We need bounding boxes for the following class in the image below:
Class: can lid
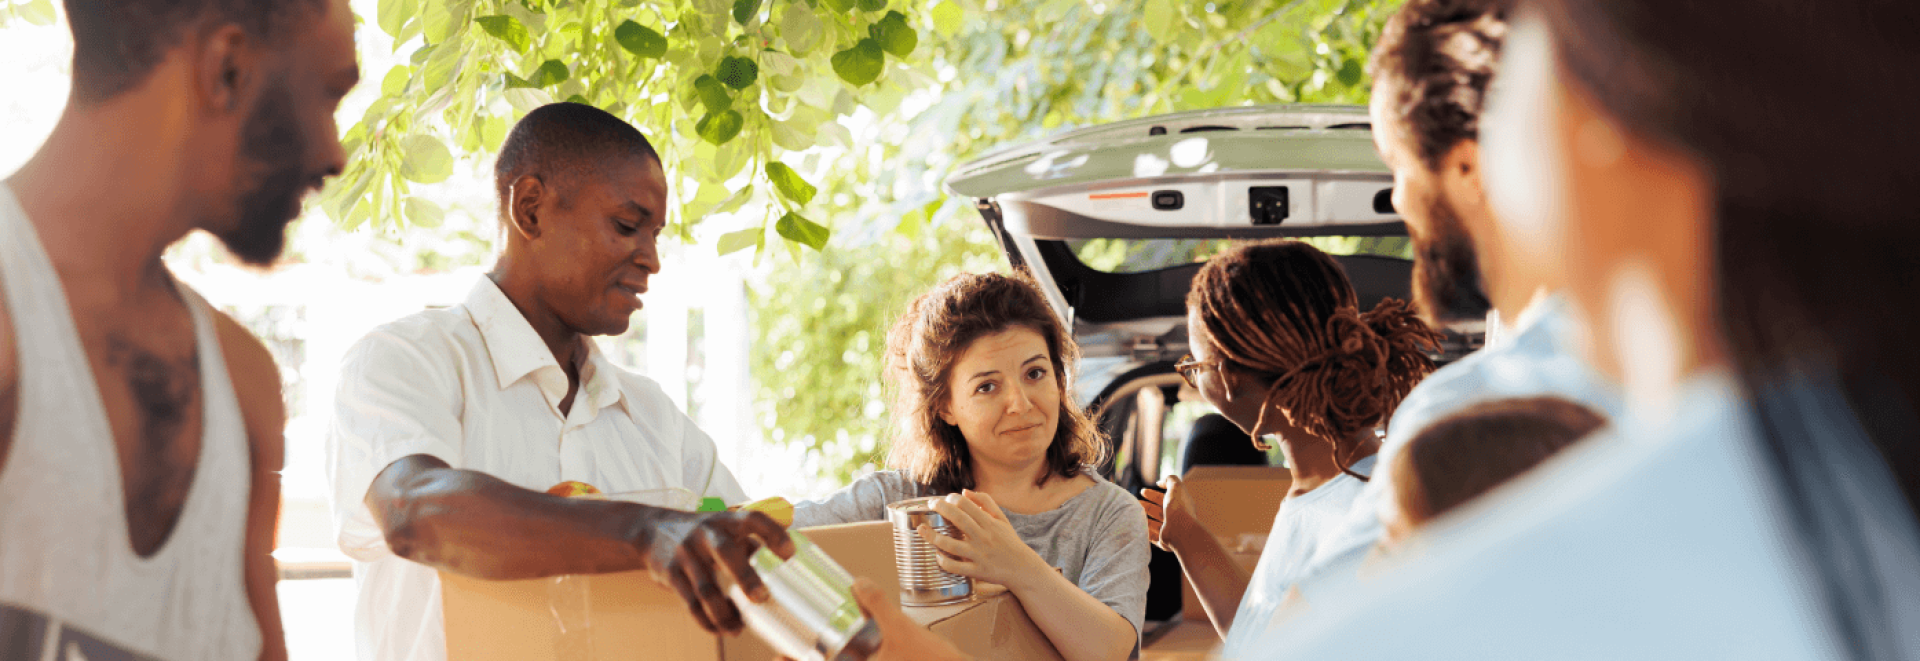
[698,497,728,512]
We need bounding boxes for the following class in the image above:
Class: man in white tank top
[0,1,359,659]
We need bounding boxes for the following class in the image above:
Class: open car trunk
[944,105,1486,627]
[946,104,1477,411]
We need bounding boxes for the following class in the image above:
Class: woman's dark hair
[1187,240,1442,479]
[884,272,1107,494]
[1393,397,1605,525]
[1535,1,1920,658]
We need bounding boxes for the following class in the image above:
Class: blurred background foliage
[748,0,1401,480]
[0,0,1402,483]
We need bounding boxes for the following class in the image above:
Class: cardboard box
[1140,621,1228,661]
[1161,465,1290,634]
[1178,466,1292,542]
[442,520,1064,660]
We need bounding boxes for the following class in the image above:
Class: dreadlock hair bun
[1188,241,1443,446]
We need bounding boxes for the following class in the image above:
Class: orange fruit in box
[546,481,602,498]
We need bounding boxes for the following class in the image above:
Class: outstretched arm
[1144,475,1251,639]
[365,454,792,633]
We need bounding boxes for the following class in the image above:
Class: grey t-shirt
[792,470,1152,642]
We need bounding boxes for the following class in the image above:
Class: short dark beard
[217,79,308,266]
[1411,190,1493,325]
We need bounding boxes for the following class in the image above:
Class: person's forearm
[1165,521,1250,640]
[369,458,671,580]
[1005,567,1136,661]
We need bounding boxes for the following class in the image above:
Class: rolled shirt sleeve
[325,324,465,563]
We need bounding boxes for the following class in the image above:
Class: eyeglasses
[1174,354,1218,388]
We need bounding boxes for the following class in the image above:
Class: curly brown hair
[883,272,1108,494]
[1369,0,1513,171]
[1187,241,1441,479]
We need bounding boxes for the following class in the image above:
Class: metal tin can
[733,531,882,661]
[885,496,974,606]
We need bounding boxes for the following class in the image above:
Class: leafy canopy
[323,0,932,257]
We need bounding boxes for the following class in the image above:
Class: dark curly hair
[884,272,1108,494]
[1188,240,1441,480]
[1369,0,1513,171]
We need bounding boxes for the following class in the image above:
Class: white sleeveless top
[0,185,262,660]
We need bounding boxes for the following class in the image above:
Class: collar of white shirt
[462,277,626,424]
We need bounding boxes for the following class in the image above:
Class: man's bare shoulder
[209,309,285,471]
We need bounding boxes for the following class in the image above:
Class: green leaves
[870,11,917,58]
[475,15,530,51]
[381,66,413,96]
[615,20,668,59]
[776,212,830,251]
[820,0,855,12]
[507,60,570,88]
[697,109,745,145]
[694,75,732,111]
[1335,57,1364,88]
[1144,0,1175,43]
[399,135,454,184]
[716,56,759,90]
[930,1,963,37]
[781,2,823,54]
[855,0,887,11]
[421,0,469,44]
[17,0,54,25]
[831,39,886,86]
[732,0,761,25]
[403,196,446,228]
[377,0,417,38]
[717,227,762,256]
[766,162,817,206]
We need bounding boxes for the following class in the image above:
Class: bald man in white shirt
[325,102,789,661]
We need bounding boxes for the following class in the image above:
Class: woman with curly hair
[1142,240,1440,650]
[791,272,1149,661]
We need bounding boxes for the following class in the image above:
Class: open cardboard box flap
[443,520,1063,660]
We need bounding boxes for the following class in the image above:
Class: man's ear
[1440,140,1488,215]
[507,175,547,241]
[194,24,255,115]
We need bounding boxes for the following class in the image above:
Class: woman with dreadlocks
[1141,240,1440,647]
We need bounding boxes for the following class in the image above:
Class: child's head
[1382,397,1606,544]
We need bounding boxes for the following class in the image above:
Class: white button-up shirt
[325,278,748,661]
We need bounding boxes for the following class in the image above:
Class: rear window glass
[1066,237,1414,274]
